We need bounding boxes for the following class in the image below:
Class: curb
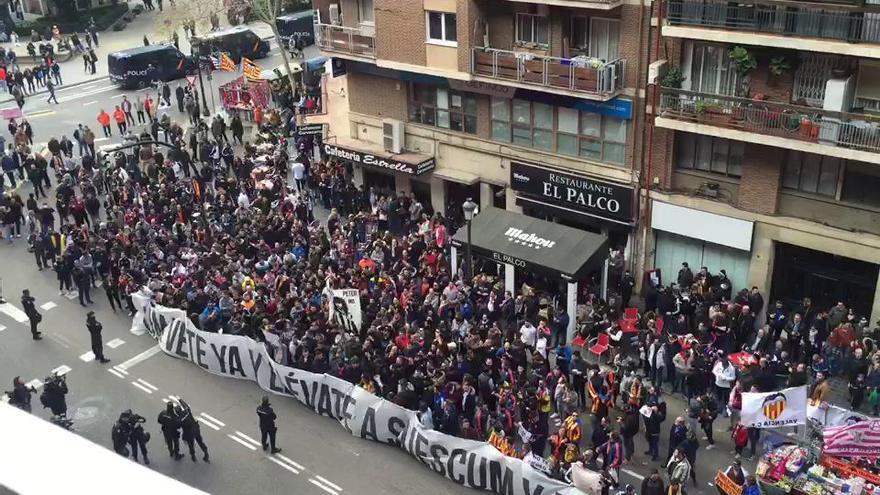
[0,75,110,105]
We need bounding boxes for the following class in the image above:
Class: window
[408,83,476,134]
[589,18,620,61]
[358,0,374,24]
[782,151,840,197]
[491,97,628,165]
[571,17,589,50]
[675,133,743,177]
[516,13,549,45]
[841,164,880,208]
[688,43,738,96]
[427,11,457,45]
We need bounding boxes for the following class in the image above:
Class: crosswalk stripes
[25,378,43,390]
[0,324,6,332]
[79,351,95,363]
[106,338,125,349]
[0,302,28,323]
[40,301,56,311]
[50,365,71,376]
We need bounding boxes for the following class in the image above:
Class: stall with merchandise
[752,445,880,495]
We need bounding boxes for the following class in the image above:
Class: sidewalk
[0,6,276,105]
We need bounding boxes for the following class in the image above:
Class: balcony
[656,87,880,163]
[471,48,625,99]
[664,0,880,58]
[501,0,623,11]
[314,24,375,60]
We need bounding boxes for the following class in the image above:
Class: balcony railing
[666,0,880,44]
[471,48,625,96]
[658,87,880,154]
[315,23,376,58]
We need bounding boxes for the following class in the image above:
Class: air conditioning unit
[329,4,341,25]
[383,119,404,154]
[648,59,668,85]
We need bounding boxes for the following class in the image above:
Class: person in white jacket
[712,355,737,415]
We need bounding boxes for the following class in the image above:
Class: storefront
[771,242,879,317]
[650,201,755,291]
[451,207,609,340]
[322,141,436,199]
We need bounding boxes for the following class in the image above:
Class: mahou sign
[510,162,634,224]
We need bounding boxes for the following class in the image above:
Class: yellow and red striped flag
[219,52,236,72]
[241,57,262,80]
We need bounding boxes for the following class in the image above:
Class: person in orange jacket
[97,109,111,137]
[112,105,127,135]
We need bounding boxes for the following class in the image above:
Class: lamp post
[462,197,478,281]
[189,39,210,117]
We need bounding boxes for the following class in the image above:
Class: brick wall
[619,4,642,90]
[375,0,427,66]
[458,0,479,72]
[738,143,783,215]
[747,64,794,103]
[347,72,408,121]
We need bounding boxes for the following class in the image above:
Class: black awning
[451,207,609,281]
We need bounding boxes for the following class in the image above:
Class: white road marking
[135,378,158,391]
[112,366,129,376]
[107,338,125,348]
[108,368,125,379]
[48,334,71,349]
[0,302,28,323]
[168,395,180,401]
[277,454,304,470]
[227,434,257,450]
[197,417,221,431]
[40,301,57,310]
[117,345,161,370]
[621,469,645,480]
[64,291,78,300]
[27,110,55,118]
[82,100,98,106]
[131,381,153,394]
[94,137,110,142]
[51,365,71,376]
[267,456,301,474]
[309,479,339,495]
[0,324,6,332]
[199,412,225,427]
[315,476,342,491]
[233,431,261,448]
[79,351,95,362]
[25,379,43,390]
[161,398,170,403]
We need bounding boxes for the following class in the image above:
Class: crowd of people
[1,60,877,495]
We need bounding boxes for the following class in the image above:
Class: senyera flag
[241,57,262,80]
[823,419,880,458]
[741,386,808,428]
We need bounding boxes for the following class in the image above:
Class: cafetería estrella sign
[510,162,634,224]
[323,143,435,176]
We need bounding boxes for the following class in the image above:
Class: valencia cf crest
[762,393,787,421]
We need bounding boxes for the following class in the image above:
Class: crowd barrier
[131,292,587,495]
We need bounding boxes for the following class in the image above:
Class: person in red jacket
[97,109,111,137]
[112,105,127,135]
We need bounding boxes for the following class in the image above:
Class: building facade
[306,0,650,293]
[646,0,880,321]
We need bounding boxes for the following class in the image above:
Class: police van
[192,26,271,63]
[108,45,194,89]
[275,11,315,47]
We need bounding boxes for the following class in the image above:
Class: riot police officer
[40,372,67,417]
[178,400,209,462]
[158,402,184,460]
[257,396,281,454]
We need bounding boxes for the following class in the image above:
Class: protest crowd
[2,67,880,495]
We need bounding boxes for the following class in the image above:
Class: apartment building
[305,0,650,300]
[646,0,880,320]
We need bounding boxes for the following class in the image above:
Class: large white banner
[329,288,362,335]
[808,401,869,428]
[742,386,808,429]
[131,293,584,495]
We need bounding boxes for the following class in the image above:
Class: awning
[322,140,435,176]
[432,168,480,185]
[452,207,609,280]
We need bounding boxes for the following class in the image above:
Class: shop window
[782,151,840,197]
[408,83,476,133]
[675,133,743,177]
[492,96,627,166]
[516,13,549,46]
[427,11,457,45]
[841,163,880,208]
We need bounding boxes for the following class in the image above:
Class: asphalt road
[0,37,777,495]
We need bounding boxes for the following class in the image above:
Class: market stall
[750,444,880,495]
[219,76,272,121]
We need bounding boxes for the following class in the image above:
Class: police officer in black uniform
[257,396,281,454]
[178,400,209,462]
[20,289,41,340]
[158,402,184,460]
[40,372,68,417]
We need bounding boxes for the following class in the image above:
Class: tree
[245,0,299,99]
[153,0,224,40]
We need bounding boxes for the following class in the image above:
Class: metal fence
[658,87,880,154]
[666,0,880,43]
[471,48,625,96]
[314,24,376,58]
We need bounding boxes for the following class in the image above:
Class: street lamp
[462,197,478,281]
[189,38,211,117]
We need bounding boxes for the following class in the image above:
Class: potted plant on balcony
[768,56,791,87]
[661,67,685,89]
[696,101,725,123]
[729,46,757,97]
